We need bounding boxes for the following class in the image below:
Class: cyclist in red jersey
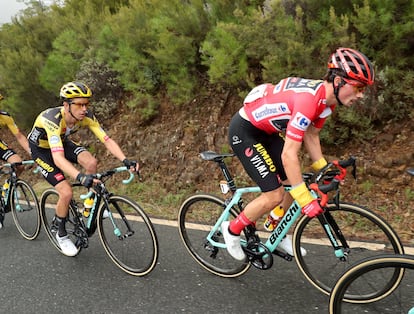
[222,47,375,260]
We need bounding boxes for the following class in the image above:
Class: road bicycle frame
[1,160,36,210]
[75,166,135,238]
[206,185,348,264]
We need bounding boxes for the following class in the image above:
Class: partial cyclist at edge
[222,47,375,261]
[0,93,31,228]
[28,82,139,257]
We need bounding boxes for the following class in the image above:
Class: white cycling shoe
[278,235,307,256]
[56,233,79,257]
[221,221,246,261]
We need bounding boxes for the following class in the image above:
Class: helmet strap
[67,101,81,122]
[333,78,346,106]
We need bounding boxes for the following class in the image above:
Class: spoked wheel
[178,194,250,277]
[329,254,414,313]
[11,179,41,240]
[40,188,82,256]
[293,202,404,303]
[98,195,158,276]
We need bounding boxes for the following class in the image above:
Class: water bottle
[83,197,94,218]
[264,206,284,231]
[2,180,9,198]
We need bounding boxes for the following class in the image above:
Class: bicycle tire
[178,194,251,278]
[40,188,82,256]
[11,179,41,240]
[293,202,404,302]
[329,254,414,314]
[98,195,158,276]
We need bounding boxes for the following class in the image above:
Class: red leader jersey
[243,78,335,142]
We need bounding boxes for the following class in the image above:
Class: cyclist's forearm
[15,132,31,155]
[103,138,126,161]
[303,126,324,165]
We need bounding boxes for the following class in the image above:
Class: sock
[55,215,67,237]
[229,211,254,235]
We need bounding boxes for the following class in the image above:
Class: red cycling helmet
[328,47,374,85]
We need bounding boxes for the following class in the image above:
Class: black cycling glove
[123,159,137,170]
[76,173,94,188]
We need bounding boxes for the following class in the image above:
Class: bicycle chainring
[73,225,89,249]
[245,241,273,270]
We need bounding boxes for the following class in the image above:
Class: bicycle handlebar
[2,159,35,168]
[79,166,135,200]
[0,160,36,174]
[308,156,357,206]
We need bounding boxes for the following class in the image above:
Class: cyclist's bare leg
[54,180,73,219]
[76,150,97,174]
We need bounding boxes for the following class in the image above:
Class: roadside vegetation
[0,0,412,137]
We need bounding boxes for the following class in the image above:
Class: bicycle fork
[102,199,135,240]
[317,211,350,261]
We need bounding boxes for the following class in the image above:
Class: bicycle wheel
[40,188,81,255]
[293,202,404,302]
[178,194,250,277]
[329,254,414,314]
[11,179,41,240]
[98,195,158,276]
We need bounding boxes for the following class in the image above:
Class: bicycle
[178,151,404,302]
[40,166,159,276]
[0,160,41,240]
[329,254,414,313]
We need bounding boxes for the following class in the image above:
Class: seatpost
[217,159,237,193]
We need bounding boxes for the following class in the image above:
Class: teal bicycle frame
[79,166,134,236]
[1,160,36,210]
[206,185,347,259]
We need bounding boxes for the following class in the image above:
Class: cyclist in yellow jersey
[0,93,31,228]
[28,82,139,256]
[0,94,31,162]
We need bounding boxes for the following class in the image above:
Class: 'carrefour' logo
[291,112,310,131]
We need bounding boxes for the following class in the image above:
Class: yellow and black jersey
[28,106,109,152]
[0,110,20,135]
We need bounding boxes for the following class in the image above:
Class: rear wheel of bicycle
[11,179,41,240]
[293,202,404,303]
[40,188,81,256]
[178,194,250,278]
[98,195,158,276]
[329,254,414,314]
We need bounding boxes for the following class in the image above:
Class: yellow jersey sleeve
[0,111,19,135]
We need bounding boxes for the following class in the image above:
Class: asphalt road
[0,217,412,314]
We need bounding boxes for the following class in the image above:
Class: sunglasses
[70,101,90,108]
[342,78,367,93]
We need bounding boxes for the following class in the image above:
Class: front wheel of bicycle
[329,254,414,314]
[40,188,82,256]
[293,202,404,303]
[98,195,158,276]
[178,194,250,278]
[11,179,41,240]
